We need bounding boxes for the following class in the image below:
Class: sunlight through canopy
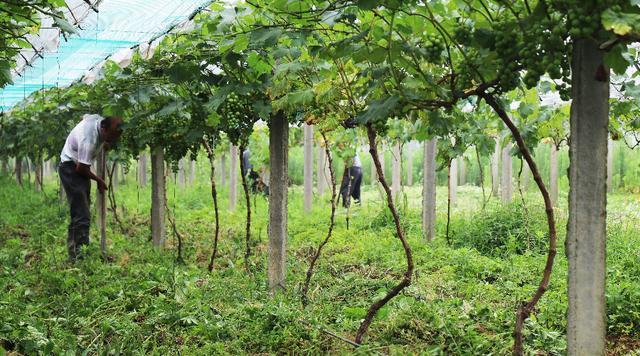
[0,0,212,111]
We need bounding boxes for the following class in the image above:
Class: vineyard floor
[1,175,639,355]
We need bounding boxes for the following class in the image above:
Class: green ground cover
[1,175,639,355]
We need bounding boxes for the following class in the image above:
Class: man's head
[100,116,124,144]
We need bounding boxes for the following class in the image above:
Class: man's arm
[75,163,107,193]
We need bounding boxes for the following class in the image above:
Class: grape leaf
[601,10,640,36]
[604,45,630,75]
[356,95,401,124]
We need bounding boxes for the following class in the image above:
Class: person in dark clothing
[339,154,363,208]
[58,114,123,262]
[241,148,253,178]
[242,148,269,196]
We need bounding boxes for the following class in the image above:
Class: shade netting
[1,0,212,111]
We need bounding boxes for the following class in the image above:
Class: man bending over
[59,114,123,262]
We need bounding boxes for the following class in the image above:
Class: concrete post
[229,145,239,211]
[268,113,289,294]
[220,154,227,188]
[96,149,107,257]
[178,159,186,187]
[449,157,458,206]
[189,159,196,184]
[151,147,166,248]
[458,156,466,186]
[407,144,414,186]
[550,143,559,206]
[491,138,500,197]
[422,139,437,241]
[303,123,313,212]
[138,153,147,188]
[317,144,326,196]
[566,37,608,355]
[392,140,401,201]
[501,142,513,203]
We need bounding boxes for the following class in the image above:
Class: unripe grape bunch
[219,92,258,145]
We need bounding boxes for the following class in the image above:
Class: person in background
[59,114,123,262]
[339,153,363,208]
[241,148,253,178]
[242,148,269,195]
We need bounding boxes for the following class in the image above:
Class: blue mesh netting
[0,0,212,111]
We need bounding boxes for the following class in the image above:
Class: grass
[0,172,639,355]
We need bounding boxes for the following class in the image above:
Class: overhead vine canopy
[0,0,213,111]
[1,0,74,88]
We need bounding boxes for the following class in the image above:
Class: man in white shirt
[59,114,123,261]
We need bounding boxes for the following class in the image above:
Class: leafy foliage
[452,202,549,257]
[0,0,76,87]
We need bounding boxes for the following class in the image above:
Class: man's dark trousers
[58,161,91,261]
[339,166,362,207]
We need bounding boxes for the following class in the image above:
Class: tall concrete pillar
[268,113,289,294]
[422,139,437,241]
[567,37,608,355]
[303,124,313,212]
[501,142,512,203]
[151,147,166,248]
[229,145,239,211]
[550,143,559,206]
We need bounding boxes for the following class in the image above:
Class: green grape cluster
[556,82,571,101]
[453,24,473,46]
[549,0,605,38]
[423,35,445,63]
[219,92,257,145]
[485,1,628,97]
[454,50,488,93]
[492,22,524,92]
[165,113,204,168]
[371,118,389,136]
[490,12,575,95]
[520,15,571,90]
[546,0,629,99]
